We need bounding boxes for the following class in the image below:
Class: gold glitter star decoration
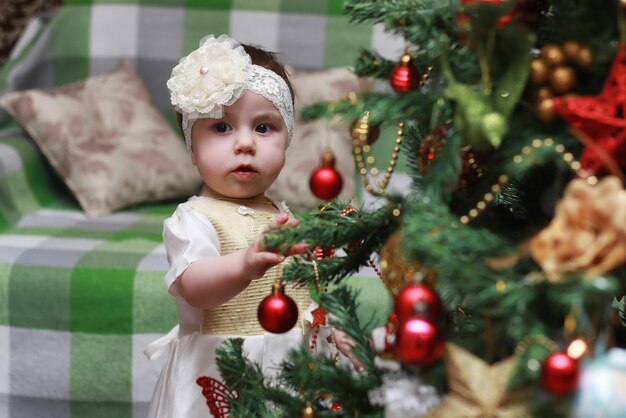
[426,343,530,418]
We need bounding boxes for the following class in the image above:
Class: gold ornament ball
[562,41,583,62]
[351,117,380,145]
[549,66,576,94]
[535,86,554,102]
[301,404,315,418]
[380,231,421,296]
[530,58,550,85]
[536,98,556,123]
[576,47,593,68]
[540,44,565,67]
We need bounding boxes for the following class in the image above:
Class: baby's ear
[190,150,197,166]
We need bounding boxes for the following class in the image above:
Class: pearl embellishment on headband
[200,66,209,74]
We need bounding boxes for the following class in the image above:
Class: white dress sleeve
[163,203,221,294]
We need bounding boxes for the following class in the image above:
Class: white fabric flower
[167,35,251,115]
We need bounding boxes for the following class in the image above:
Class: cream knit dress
[145,197,319,418]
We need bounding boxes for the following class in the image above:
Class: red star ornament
[310,306,327,328]
[552,43,626,177]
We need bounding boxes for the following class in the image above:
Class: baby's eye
[214,122,232,133]
[255,123,273,134]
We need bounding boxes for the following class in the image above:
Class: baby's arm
[177,213,307,309]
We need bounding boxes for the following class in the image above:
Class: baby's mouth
[232,164,258,178]
[234,164,257,173]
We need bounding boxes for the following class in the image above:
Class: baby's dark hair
[242,43,294,105]
[175,42,294,135]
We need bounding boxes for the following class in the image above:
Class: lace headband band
[167,35,295,150]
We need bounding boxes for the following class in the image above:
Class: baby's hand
[243,213,308,280]
[332,328,365,372]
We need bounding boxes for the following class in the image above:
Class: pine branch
[300,91,440,128]
[229,397,276,418]
[265,201,397,252]
[215,339,275,417]
[422,129,463,202]
[343,0,482,83]
[265,201,400,286]
[323,288,382,383]
[343,0,459,44]
[404,196,515,259]
[219,288,386,417]
[215,338,266,395]
[354,49,397,78]
[265,287,384,417]
[403,125,428,197]
[401,197,516,297]
[276,346,383,417]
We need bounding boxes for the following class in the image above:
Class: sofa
[0,1,399,417]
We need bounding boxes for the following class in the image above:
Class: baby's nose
[235,131,256,153]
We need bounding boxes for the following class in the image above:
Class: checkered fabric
[0,2,395,417]
[0,0,407,123]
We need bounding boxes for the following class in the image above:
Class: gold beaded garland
[351,111,404,197]
[459,139,595,224]
[514,334,559,358]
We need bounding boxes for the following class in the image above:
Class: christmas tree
[214,1,626,417]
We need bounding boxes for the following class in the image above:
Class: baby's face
[190,90,288,200]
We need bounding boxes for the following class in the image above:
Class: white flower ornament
[167,34,294,150]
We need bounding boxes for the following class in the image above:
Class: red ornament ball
[330,403,342,411]
[390,52,420,93]
[541,352,579,395]
[257,283,299,334]
[309,166,343,200]
[393,316,444,366]
[314,245,335,260]
[394,283,444,323]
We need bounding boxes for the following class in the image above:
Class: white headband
[166,34,294,150]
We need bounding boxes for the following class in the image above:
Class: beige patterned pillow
[0,61,202,217]
[267,67,367,211]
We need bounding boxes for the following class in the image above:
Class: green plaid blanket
[0,2,394,417]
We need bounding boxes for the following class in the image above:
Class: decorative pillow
[0,61,202,217]
[267,67,367,211]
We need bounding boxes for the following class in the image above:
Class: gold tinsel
[426,343,530,418]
